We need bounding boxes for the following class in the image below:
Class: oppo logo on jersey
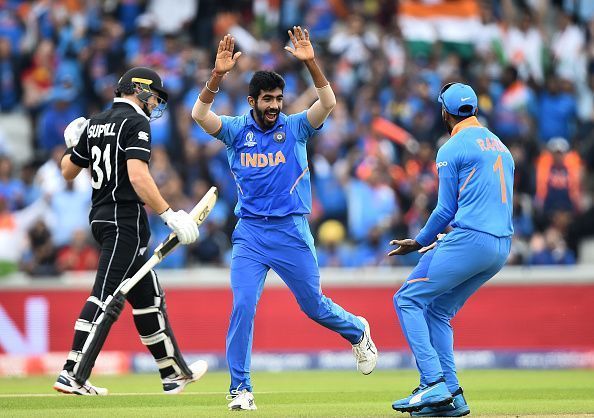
[240,151,286,167]
[88,123,116,138]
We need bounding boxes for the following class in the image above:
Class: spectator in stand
[187,179,231,266]
[492,65,536,142]
[312,140,349,224]
[503,10,544,83]
[551,9,587,84]
[0,155,25,210]
[351,226,392,267]
[315,219,352,268]
[530,226,576,265]
[36,82,82,155]
[0,37,22,112]
[19,162,42,208]
[34,145,88,195]
[509,143,535,196]
[79,27,125,113]
[328,13,380,69]
[124,14,164,66]
[347,160,398,242]
[535,137,583,216]
[49,180,90,248]
[20,219,59,277]
[512,194,534,239]
[0,194,50,275]
[21,39,55,116]
[404,141,438,201]
[537,76,577,143]
[147,0,197,35]
[56,229,99,272]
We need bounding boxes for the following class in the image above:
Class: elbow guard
[317,84,336,110]
[192,99,221,134]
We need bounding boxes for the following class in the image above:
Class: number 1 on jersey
[493,154,507,203]
[91,144,112,189]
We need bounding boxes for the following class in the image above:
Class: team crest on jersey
[244,131,256,147]
[273,131,285,143]
[138,131,149,141]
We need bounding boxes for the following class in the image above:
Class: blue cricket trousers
[394,228,511,392]
[227,215,365,392]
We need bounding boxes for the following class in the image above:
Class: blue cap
[438,82,478,116]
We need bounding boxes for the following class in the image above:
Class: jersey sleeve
[215,115,244,146]
[287,110,317,143]
[124,117,152,162]
[70,130,90,168]
[414,143,461,247]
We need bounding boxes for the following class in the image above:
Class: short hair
[447,111,475,124]
[248,71,285,100]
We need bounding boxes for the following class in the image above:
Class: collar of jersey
[450,116,482,137]
[113,98,150,121]
[247,110,286,133]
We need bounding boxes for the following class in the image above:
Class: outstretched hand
[214,34,242,75]
[388,239,422,256]
[285,26,315,61]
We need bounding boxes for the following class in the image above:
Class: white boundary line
[0,391,287,398]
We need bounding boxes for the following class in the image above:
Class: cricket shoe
[392,379,452,413]
[162,360,208,394]
[352,316,378,375]
[53,370,108,395]
[227,388,257,411]
[411,387,470,417]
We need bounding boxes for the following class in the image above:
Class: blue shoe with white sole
[392,379,452,413]
[411,387,470,417]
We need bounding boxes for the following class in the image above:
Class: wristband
[205,80,219,94]
[159,207,173,223]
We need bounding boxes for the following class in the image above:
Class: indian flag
[398,0,481,56]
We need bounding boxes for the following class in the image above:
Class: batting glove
[64,117,89,148]
[160,208,199,245]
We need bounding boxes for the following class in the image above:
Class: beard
[254,106,279,129]
[442,113,453,134]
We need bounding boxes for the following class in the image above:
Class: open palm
[285,26,315,61]
[214,34,242,74]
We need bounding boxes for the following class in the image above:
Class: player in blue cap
[191,28,378,411]
[388,82,514,416]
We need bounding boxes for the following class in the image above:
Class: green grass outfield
[1,370,593,417]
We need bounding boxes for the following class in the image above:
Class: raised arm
[285,26,336,129]
[191,34,242,135]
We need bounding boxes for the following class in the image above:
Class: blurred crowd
[1,0,594,276]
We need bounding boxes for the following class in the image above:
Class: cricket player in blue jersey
[191,28,378,411]
[388,82,514,416]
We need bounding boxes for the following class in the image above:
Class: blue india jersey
[415,117,514,246]
[215,110,316,218]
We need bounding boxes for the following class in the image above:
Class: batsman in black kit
[53,67,207,395]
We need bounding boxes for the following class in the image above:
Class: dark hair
[447,110,476,124]
[114,82,136,97]
[248,71,285,100]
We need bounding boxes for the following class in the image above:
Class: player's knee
[394,292,419,311]
[232,293,258,316]
[299,296,324,320]
[392,292,400,310]
[80,297,104,321]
